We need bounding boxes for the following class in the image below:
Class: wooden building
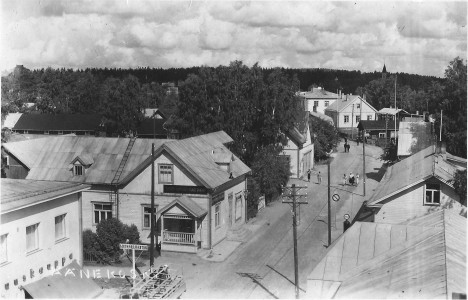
[12,114,103,136]
[0,179,100,299]
[2,131,251,253]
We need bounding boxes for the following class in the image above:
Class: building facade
[298,87,340,115]
[0,179,91,298]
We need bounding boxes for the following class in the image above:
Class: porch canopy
[22,260,103,298]
[158,195,207,219]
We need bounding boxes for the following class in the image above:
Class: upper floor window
[0,234,7,264]
[55,214,67,241]
[93,203,112,224]
[74,165,84,176]
[324,101,329,107]
[314,101,319,107]
[425,183,440,205]
[159,164,174,184]
[344,115,349,123]
[26,223,39,253]
[367,115,372,120]
[357,104,361,109]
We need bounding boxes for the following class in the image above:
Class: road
[166,141,384,299]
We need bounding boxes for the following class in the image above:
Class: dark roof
[358,120,400,131]
[382,63,387,73]
[135,118,168,137]
[13,114,102,131]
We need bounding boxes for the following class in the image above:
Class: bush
[96,218,125,263]
[122,223,141,244]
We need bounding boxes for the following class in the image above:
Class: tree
[309,116,340,161]
[95,218,125,263]
[452,169,467,207]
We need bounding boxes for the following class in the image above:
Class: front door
[228,193,233,227]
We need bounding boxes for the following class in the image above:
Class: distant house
[298,87,341,115]
[307,209,466,299]
[12,114,103,136]
[0,179,99,299]
[325,95,377,136]
[282,111,314,178]
[2,131,251,253]
[357,119,400,140]
[397,121,434,158]
[365,145,466,224]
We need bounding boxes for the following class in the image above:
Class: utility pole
[327,160,331,246]
[351,104,355,139]
[440,110,443,141]
[150,143,155,270]
[394,75,397,142]
[361,99,366,196]
[282,184,308,299]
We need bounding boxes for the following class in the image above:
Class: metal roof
[13,114,102,131]
[397,122,434,156]
[1,178,90,213]
[1,113,23,129]
[299,88,339,99]
[308,210,466,299]
[3,131,248,189]
[158,195,207,218]
[377,108,410,116]
[367,146,458,206]
[324,95,377,113]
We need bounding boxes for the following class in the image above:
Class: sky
[1,1,466,77]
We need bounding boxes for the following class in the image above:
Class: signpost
[120,244,149,286]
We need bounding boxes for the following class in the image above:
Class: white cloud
[1,0,466,76]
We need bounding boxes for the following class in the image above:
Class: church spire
[382,62,387,79]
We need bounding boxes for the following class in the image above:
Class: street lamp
[327,151,336,247]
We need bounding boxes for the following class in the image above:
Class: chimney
[416,110,419,115]
[436,141,447,161]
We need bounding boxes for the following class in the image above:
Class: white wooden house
[325,95,377,136]
[2,131,251,253]
[0,179,102,299]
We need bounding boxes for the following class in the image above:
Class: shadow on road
[237,272,278,299]
[366,165,388,182]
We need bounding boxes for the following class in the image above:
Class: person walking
[344,142,347,152]
[356,174,360,186]
[317,171,322,184]
[349,172,355,185]
[307,169,311,182]
[347,143,351,153]
[343,174,347,186]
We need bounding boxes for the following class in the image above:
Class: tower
[382,63,387,79]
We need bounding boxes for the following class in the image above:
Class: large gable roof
[308,210,466,299]
[299,88,339,100]
[3,131,249,190]
[367,145,458,206]
[324,95,377,113]
[13,114,102,131]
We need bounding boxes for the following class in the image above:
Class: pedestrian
[349,172,355,185]
[356,174,360,186]
[307,169,311,182]
[347,144,351,152]
[344,142,347,152]
[317,171,322,184]
[343,174,347,186]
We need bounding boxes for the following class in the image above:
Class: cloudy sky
[1,0,466,77]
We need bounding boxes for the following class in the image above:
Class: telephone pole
[282,184,308,299]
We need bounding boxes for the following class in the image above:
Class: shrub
[122,223,141,244]
[96,218,124,263]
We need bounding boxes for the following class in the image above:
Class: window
[26,223,39,253]
[235,193,243,221]
[0,234,7,263]
[158,164,173,184]
[74,165,83,176]
[55,214,66,241]
[215,204,221,227]
[356,116,361,123]
[93,203,112,224]
[313,101,319,107]
[143,206,157,229]
[357,104,361,109]
[425,183,440,205]
[379,132,386,138]
[324,101,329,107]
[44,131,49,135]
[344,115,349,123]
[367,115,372,120]
[58,131,63,135]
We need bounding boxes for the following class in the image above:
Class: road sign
[120,244,148,251]
[332,194,340,202]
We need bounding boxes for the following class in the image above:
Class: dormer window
[74,165,83,176]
